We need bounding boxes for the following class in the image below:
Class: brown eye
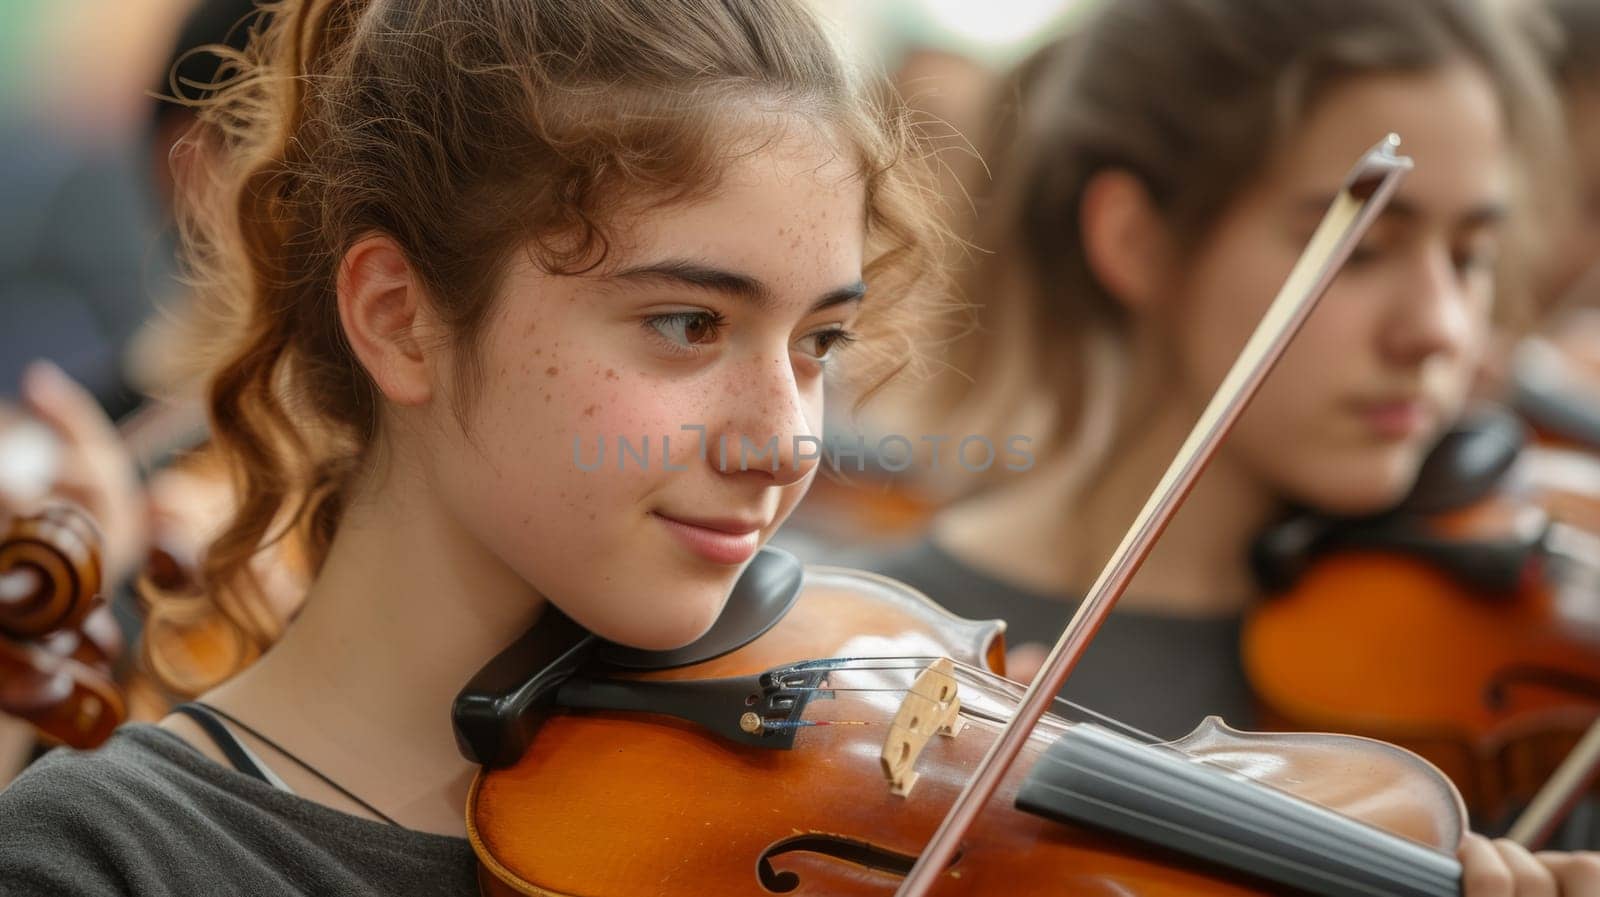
[681,314,715,344]
[796,326,857,362]
[1450,244,1497,278]
[646,311,725,352]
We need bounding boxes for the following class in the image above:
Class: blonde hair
[146,0,950,693]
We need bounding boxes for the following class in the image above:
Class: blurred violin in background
[1248,404,1600,845]
[0,376,276,755]
[0,401,126,753]
[0,503,123,750]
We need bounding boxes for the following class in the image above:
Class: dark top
[0,724,479,896]
[865,539,1257,741]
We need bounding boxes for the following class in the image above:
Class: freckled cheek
[517,352,639,435]
[569,379,707,444]
[542,368,732,492]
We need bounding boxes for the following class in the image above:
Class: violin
[0,504,125,749]
[443,138,1488,895]
[0,388,244,741]
[1246,404,1600,840]
[455,550,1473,896]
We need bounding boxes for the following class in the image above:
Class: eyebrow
[1296,195,1510,229]
[607,259,867,312]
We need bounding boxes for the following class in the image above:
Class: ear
[1079,169,1174,313]
[337,234,435,407]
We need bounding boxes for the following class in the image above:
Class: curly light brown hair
[145,0,952,694]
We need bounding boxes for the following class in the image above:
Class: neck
[205,455,547,836]
[938,399,1282,616]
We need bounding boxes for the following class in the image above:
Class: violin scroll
[0,505,126,748]
[0,505,104,640]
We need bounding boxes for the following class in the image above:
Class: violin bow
[1506,715,1600,848]
[894,134,1414,897]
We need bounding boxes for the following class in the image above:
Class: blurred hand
[1459,833,1600,896]
[9,360,147,586]
[1005,641,1050,684]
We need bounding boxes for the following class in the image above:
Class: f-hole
[757,834,957,893]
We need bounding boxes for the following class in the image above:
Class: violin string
[793,656,1157,742]
[761,656,1318,804]
[942,674,1335,814]
[946,660,1168,744]
[813,655,1338,797]
[764,660,1333,827]
[763,656,1166,745]
[949,662,1319,786]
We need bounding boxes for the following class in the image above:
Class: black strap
[189,700,401,826]
[171,702,273,786]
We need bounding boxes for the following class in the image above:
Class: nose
[1377,243,1478,369]
[707,355,821,487]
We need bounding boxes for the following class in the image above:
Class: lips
[651,511,765,565]
[656,513,764,535]
[1349,395,1435,440]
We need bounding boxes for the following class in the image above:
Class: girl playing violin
[876,0,1543,724]
[868,0,1600,873]
[0,0,941,892]
[0,0,1588,894]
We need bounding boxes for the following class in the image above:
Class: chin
[1289,452,1421,518]
[586,581,729,651]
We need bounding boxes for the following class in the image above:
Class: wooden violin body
[1247,407,1600,828]
[464,558,1467,897]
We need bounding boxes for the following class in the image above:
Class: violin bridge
[880,657,964,797]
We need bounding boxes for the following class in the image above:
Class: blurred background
[0,0,1076,413]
